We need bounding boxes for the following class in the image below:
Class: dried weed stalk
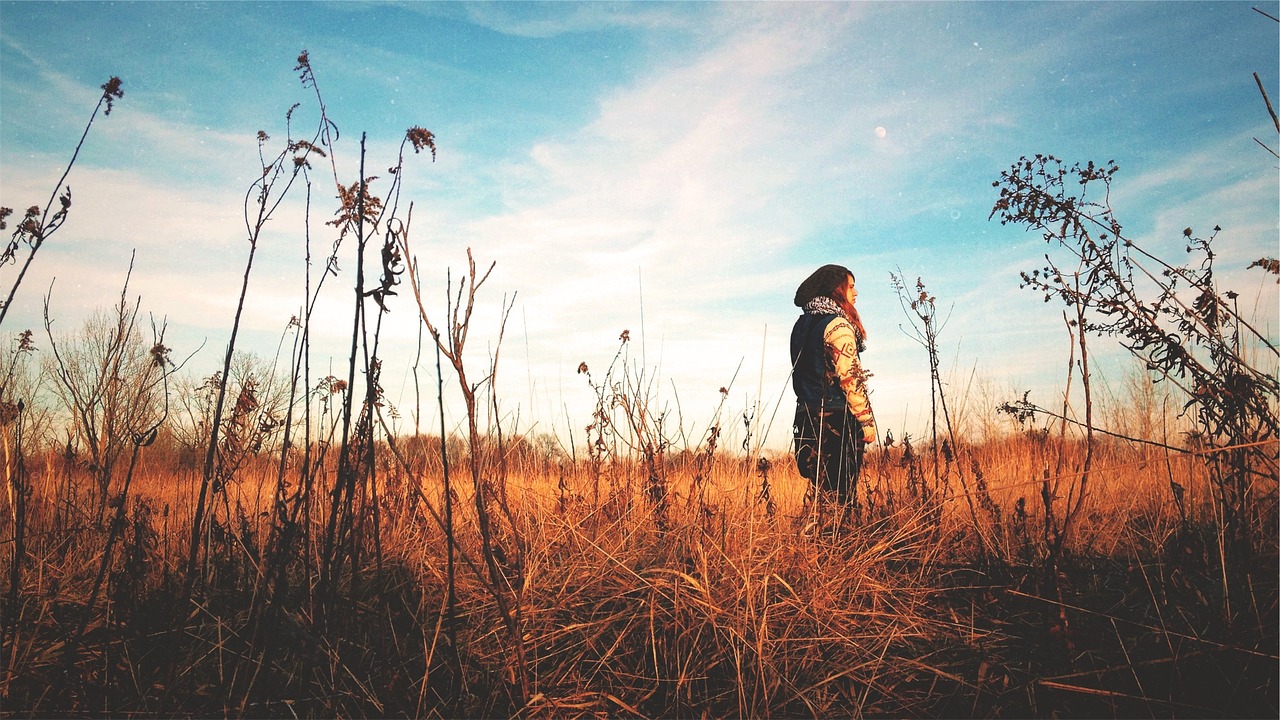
[992,154,1279,587]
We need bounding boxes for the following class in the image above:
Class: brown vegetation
[0,429,1275,717]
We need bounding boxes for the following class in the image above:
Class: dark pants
[793,404,864,504]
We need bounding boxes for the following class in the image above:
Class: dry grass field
[1,425,1275,718]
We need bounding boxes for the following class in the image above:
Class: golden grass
[1,433,1276,718]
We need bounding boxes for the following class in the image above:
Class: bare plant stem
[434,324,463,695]
[320,134,370,617]
[1,78,122,328]
[403,241,529,705]
[891,272,988,556]
[185,133,312,600]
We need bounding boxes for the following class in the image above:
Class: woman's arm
[824,317,877,443]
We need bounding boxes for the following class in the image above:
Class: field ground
[2,434,1276,718]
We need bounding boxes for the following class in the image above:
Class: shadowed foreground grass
[1,434,1276,718]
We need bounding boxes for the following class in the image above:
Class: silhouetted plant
[891,273,993,557]
[577,330,683,531]
[185,54,333,595]
[992,154,1279,580]
[402,238,529,706]
[1,77,123,328]
[1,75,126,627]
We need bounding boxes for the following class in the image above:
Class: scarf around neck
[803,296,866,352]
[803,295,846,320]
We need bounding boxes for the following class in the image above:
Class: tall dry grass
[1,420,1275,717]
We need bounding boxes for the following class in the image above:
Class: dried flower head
[406,126,437,160]
[150,342,171,368]
[288,140,326,157]
[18,206,41,238]
[295,50,314,87]
[100,76,124,115]
[755,456,771,476]
[312,375,349,398]
[1248,257,1279,281]
[329,177,384,236]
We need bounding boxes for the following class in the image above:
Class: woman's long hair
[794,264,867,346]
[842,289,868,347]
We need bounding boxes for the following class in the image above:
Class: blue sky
[2,1,1277,451]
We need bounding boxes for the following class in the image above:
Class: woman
[790,264,877,505]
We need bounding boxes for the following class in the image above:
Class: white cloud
[378,4,1113,447]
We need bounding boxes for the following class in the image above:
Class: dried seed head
[406,126,436,160]
[149,342,171,368]
[100,76,124,115]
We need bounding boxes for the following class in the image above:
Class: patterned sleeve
[823,317,874,426]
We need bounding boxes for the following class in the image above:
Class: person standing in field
[790,264,877,505]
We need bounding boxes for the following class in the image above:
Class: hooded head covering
[793,264,853,307]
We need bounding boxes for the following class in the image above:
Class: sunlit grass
[5,424,1274,717]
